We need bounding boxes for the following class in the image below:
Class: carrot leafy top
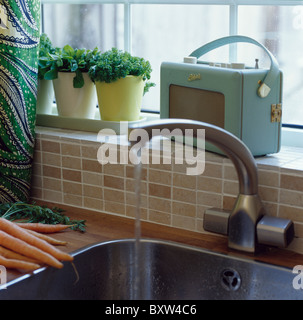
[0,202,86,232]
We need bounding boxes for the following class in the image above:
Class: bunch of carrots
[0,218,74,271]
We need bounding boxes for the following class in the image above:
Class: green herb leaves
[89,48,155,94]
[89,48,152,83]
[38,33,56,80]
[0,202,86,232]
[38,38,102,88]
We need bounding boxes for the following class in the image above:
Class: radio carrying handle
[189,35,280,98]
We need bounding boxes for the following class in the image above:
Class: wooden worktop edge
[38,201,303,269]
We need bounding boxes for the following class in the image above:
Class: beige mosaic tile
[104,200,125,216]
[172,214,196,231]
[43,177,62,191]
[41,140,60,153]
[149,169,172,186]
[62,156,81,170]
[149,196,171,214]
[82,171,103,186]
[281,174,303,192]
[172,201,196,218]
[173,172,196,189]
[104,175,125,190]
[63,181,82,196]
[61,143,81,157]
[197,176,222,194]
[62,169,82,183]
[126,205,148,220]
[42,165,61,179]
[149,183,171,199]
[42,153,61,167]
[173,187,196,204]
[149,209,171,225]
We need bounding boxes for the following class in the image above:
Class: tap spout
[128,118,295,253]
[128,118,258,195]
[129,118,264,252]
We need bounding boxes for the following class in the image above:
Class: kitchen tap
[128,118,294,253]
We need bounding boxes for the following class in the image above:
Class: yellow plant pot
[53,72,97,119]
[96,75,144,121]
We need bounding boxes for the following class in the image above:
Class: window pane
[131,4,230,111]
[42,4,124,50]
[238,5,303,126]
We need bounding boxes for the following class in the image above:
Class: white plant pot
[53,72,97,119]
[36,79,54,114]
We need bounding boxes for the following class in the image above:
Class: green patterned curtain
[0,0,40,202]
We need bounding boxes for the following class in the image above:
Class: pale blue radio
[160,36,283,156]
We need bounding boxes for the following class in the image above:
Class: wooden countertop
[6,201,303,282]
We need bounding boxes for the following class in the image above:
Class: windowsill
[255,145,303,172]
[36,107,159,134]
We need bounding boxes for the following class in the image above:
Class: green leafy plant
[89,48,155,94]
[38,33,56,80]
[0,202,86,232]
[39,44,102,88]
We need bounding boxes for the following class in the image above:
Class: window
[237,5,303,127]
[42,4,124,50]
[41,0,303,145]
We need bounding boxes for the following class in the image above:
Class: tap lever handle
[203,208,230,236]
[257,215,295,248]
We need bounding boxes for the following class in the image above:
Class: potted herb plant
[89,48,155,121]
[40,45,101,119]
[37,33,56,114]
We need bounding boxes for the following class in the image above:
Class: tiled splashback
[31,126,303,254]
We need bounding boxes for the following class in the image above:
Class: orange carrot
[0,245,40,264]
[26,229,67,246]
[0,254,40,271]
[0,230,63,269]
[16,223,75,233]
[0,218,73,262]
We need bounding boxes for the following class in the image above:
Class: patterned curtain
[0,0,40,202]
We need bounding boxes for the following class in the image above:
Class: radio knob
[183,56,197,64]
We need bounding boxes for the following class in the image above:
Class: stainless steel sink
[0,239,301,300]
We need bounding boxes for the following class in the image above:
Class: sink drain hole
[220,269,241,291]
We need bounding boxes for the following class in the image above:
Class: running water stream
[133,152,143,300]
